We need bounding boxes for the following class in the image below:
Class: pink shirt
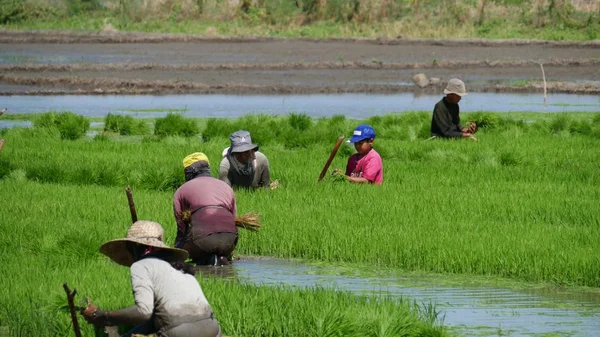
[345,149,383,185]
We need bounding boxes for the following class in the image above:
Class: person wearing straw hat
[219,130,272,189]
[80,220,222,337]
[430,78,478,140]
[174,152,238,266]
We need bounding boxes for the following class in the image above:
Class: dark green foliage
[139,166,183,191]
[568,120,592,135]
[66,0,101,15]
[0,156,12,179]
[154,114,199,138]
[549,114,571,134]
[283,130,313,149]
[104,113,150,135]
[499,150,522,166]
[289,113,312,131]
[202,118,235,142]
[33,111,90,140]
[0,0,59,24]
[465,112,500,130]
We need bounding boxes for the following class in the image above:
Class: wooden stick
[0,139,4,152]
[125,186,138,223]
[63,283,82,337]
[317,136,345,182]
[540,63,547,107]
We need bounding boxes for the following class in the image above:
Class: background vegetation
[1,0,599,40]
[1,111,599,289]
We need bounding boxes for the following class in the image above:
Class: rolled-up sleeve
[130,263,154,316]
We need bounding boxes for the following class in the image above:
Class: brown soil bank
[1,31,600,66]
[1,31,599,95]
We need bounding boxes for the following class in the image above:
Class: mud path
[1,30,599,95]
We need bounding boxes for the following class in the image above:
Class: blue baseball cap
[349,124,376,143]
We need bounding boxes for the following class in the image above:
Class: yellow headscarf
[183,152,209,169]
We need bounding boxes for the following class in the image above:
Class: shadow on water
[1,93,599,122]
[198,258,600,337]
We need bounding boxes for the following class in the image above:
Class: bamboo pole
[318,136,345,182]
[125,186,138,223]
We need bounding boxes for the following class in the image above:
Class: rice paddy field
[1,110,599,336]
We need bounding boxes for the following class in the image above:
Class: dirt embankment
[2,30,600,48]
[1,30,599,95]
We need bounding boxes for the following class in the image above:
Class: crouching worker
[219,130,272,189]
[80,220,222,337]
[174,152,238,266]
[430,78,478,141]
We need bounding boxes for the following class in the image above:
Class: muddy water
[198,259,600,337]
[0,93,599,122]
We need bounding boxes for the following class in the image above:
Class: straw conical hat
[100,220,188,267]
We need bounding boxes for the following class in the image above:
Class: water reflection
[0,93,598,120]
[219,258,600,337]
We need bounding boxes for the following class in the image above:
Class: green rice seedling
[465,112,500,130]
[154,113,199,137]
[568,120,593,135]
[201,117,235,142]
[548,114,572,134]
[105,113,151,136]
[2,112,600,289]
[0,178,450,336]
[288,113,313,131]
[498,150,523,167]
[33,111,90,140]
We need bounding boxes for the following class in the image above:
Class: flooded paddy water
[199,258,600,337]
[0,93,598,130]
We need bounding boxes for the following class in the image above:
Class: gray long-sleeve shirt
[219,151,270,188]
[131,258,213,332]
[430,97,464,138]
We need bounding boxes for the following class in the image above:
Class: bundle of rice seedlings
[180,209,261,232]
[235,212,262,232]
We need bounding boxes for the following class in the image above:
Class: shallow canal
[199,259,600,337]
[0,93,599,123]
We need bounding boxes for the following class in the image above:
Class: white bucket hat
[100,220,189,267]
[444,78,468,96]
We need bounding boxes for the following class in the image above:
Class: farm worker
[334,124,383,185]
[80,220,222,337]
[219,130,272,189]
[430,78,478,140]
[174,152,238,266]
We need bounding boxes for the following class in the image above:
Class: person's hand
[467,122,478,134]
[269,179,280,190]
[80,298,106,326]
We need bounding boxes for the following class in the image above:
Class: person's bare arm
[345,176,370,184]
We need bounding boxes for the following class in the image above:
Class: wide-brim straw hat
[443,78,468,97]
[100,220,189,267]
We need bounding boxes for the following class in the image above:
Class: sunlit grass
[0,180,448,337]
[1,112,599,288]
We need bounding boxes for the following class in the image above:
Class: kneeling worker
[174,152,238,265]
[219,130,271,189]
